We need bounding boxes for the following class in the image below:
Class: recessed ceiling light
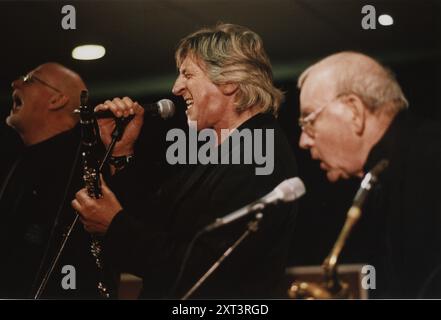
[378,14,393,26]
[72,44,106,60]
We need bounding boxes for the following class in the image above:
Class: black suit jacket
[355,110,441,298]
[0,125,110,299]
[105,113,298,298]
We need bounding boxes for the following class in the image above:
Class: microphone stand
[33,117,130,299]
[181,212,263,300]
[287,159,389,299]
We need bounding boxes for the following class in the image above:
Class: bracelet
[109,154,134,170]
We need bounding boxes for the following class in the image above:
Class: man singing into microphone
[296,51,441,298]
[0,63,109,298]
[72,23,298,298]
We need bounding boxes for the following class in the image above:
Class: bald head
[35,62,87,116]
[8,62,87,145]
[298,51,408,115]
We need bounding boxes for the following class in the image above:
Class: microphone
[342,159,389,236]
[204,177,306,232]
[352,159,389,210]
[321,158,389,280]
[87,99,175,120]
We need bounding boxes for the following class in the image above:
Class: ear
[341,94,366,135]
[48,93,69,110]
[220,83,238,96]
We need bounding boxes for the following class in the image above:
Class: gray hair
[298,51,408,115]
[175,23,284,115]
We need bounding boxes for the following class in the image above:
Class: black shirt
[104,113,299,298]
[0,126,105,298]
[361,110,441,298]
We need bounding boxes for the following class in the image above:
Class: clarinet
[33,90,113,299]
[78,90,112,298]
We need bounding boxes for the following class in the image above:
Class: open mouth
[185,98,193,110]
[12,92,23,111]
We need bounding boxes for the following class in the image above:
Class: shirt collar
[364,110,408,173]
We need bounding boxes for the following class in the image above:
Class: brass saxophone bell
[287,160,388,300]
[288,281,334,299]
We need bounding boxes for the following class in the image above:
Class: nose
[11,77,23,89]
[172,76,185,96]
[299,131,314,149]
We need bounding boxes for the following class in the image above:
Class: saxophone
[288,159,389,299]
[78,90,113,298]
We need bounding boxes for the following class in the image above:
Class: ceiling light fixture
[72,44,106,60]
[378,14,394,26]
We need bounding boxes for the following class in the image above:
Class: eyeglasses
[298,103,328,137]
[20,73,62,93]
[298,95,344,137]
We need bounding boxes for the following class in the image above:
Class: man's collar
[235,112,275,131]
[364,110,408,173]
[25,124,80,152]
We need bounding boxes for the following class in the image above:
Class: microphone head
[276,177,306,202]
[370,159,389,178]
[157,99,175,119]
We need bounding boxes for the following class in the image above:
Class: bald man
[7,62,85,145]
[297,51,441,298]
[0,63,107,298]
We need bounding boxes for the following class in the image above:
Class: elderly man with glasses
[297,51,441,298]
[0,63,110,299]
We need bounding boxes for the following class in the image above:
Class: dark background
[1,0,440,271]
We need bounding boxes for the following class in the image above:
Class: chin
[6,115,17,128]
[189,119,207,131]
[326,170,346,182]
[187,118,197,129]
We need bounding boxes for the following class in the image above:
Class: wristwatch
[109,154,134,170]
